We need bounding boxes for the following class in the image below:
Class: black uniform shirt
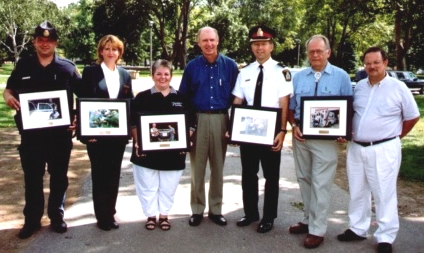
[6,54,81,133]
[130,87,192,170]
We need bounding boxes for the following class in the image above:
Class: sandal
[158,217,171,231]
[145,217,156,230]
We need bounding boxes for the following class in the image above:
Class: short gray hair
[305,34,331,50]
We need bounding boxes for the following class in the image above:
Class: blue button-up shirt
[289,63,353,119]
[179,54,239,111]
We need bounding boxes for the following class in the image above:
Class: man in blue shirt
[179,26,239,227]
[287,34,352,249]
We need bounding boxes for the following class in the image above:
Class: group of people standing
[3,20,420,253]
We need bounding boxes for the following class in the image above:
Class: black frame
[19,89,71,131]
[76,98,131,141]
[300,96,353,140]
[229,105,282,146]
[137,111,190,153]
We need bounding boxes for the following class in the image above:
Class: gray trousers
[292,138,338,236]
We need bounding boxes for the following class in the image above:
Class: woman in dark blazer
[80,35,133,231]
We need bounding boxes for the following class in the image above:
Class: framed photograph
[19,90,70,130]
[300,96,353,140]
[138,111,190,152]
[77,98,131,140]
[229,105,281,146]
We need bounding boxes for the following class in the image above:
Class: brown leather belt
[353,136,397,147]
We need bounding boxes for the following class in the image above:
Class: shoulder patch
[282,69,292,82]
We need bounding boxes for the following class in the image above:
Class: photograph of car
[28,100,61,120]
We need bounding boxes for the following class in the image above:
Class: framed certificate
[137,111,190,152]
[19,90,70,130]
[229,105,281,146]
[300,96,353,140]
[76,98,131,140]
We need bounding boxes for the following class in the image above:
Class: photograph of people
[78,34,133,231]
[131,59,194,231]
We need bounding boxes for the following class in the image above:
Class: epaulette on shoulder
[57,57,76,66]
[239,63,251,69]
[277,62,287,68]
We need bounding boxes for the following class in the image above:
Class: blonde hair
[96,35,124,64]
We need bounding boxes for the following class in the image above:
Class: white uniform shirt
[353,74,420,142]
[101,62,120,99]
[232,58,293,108]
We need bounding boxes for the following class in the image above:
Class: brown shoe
[304,234,324,249]
[289,222,309,234]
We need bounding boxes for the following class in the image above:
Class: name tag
[22,76,31,80]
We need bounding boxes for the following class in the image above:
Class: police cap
[33,21,58,40]
[248,25,276,42]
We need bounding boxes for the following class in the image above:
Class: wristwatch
[280,129,287,134]
[291,122,298,128]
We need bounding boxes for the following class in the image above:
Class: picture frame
[137,111,190,153]
[19,90,71,130]
[76,98,131,140]
[229,105,281,146]
[300,96,353,140]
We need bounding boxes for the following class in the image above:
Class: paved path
[21,143,424,253]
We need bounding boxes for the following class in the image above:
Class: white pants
[133,164,183,217]
[346,138,401,243]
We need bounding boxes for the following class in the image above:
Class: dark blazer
[80,64,133,99]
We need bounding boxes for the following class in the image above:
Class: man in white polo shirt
[337,47,420,253]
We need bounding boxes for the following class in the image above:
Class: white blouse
[101,62,120,99]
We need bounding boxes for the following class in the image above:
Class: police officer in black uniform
[3,21,82,239]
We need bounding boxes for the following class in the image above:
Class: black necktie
[253,65,263,107]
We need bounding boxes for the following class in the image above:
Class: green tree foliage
[388,0,424,70]
[92,0,146,64]
[59,0,97,64]
[0,0,63,63]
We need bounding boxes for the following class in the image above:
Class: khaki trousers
[190,113,228,215]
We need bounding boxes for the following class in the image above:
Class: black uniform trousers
[239,144,281,221]
[86,140,127,223]
[19,131,72,225]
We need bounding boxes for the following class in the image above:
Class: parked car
[387,70,424,94]
[29,102,60,120]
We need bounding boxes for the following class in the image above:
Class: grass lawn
[400,95,424,182]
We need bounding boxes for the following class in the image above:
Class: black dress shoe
[97,221,111,231]
[257,220,273,233]
[188,214,203,226]
[110,220,119,229]
[378,243,392,253]
[208,213,227,226]
[17,223,41,239]
[50,220,67,233]
[337,229,366,241]
[236,217,259,227]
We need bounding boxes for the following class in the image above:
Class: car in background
[387,70,424,94]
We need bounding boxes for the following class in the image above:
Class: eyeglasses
[307,49,327,55]
[364,61,383,67]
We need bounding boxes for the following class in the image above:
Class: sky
[51,0,78,8]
